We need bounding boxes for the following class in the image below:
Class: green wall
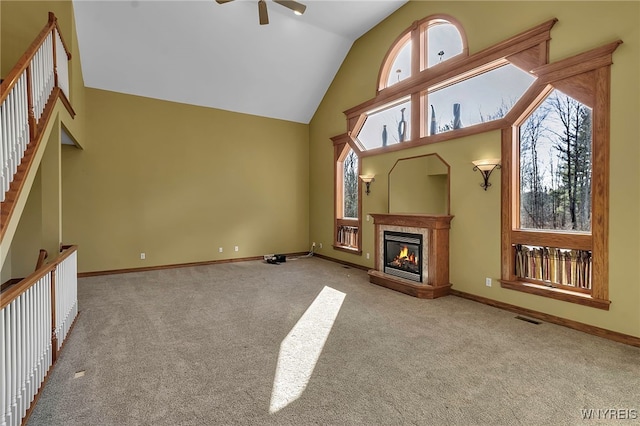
[309,1,640,337]
[61,88,310,273]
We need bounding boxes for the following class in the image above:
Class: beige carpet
[27,257,640,425]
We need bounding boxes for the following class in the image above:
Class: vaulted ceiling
[72,0,408,124]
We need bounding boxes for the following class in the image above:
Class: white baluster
[0,102,5,201]
[46,273,52,368]
[1,308,6,426]
[55,30,70,98]
[19,295,26,419]
[18,74,27,164]
[26,288,33,407]
[7,91,16,178]
[9,301,17,426]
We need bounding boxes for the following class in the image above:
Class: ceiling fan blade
[215,0,235,4]
[273,0,306,15]
[258,0,269,25]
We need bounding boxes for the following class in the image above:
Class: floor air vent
[515,316,541,325]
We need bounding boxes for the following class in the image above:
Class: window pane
[356,97,411,150]
[519,90,592,232]
[427,22,463,68]
[386,39,412,87]
[426,64,535,135]
[343,149,358,218]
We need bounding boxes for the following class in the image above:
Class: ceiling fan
[215,0,307,25]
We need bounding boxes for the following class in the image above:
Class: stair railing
[0,12,71,204]
[0,245,78,426]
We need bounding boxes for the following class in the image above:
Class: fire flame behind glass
[384,231,423,282]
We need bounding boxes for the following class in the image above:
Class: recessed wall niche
[388,153,450,215]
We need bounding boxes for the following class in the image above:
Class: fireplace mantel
[369,213,453,299]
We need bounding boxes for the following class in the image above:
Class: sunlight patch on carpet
[269,286,346,413]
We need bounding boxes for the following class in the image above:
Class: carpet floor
[27,257,640,425]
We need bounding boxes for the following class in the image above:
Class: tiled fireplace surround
[369,214,453,299]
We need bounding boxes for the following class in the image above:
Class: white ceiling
[72,0,408,124]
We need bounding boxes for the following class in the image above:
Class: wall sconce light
[359,175,375,195]
[472,159,501,190]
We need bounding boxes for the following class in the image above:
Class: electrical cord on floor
[266,244,315,264]
[287,243,315,260]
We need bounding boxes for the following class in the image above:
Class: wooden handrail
[0,244,77,310]
[0,12,70,105]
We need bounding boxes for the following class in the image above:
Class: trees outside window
[342,149,358,219]
[333,135,362,252]
[519,90,592,232]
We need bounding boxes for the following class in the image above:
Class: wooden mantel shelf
[369,213,453,299]
[369,213,454,228]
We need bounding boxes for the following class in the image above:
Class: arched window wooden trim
[377,14,470,93]
[418,14,469,72]
[499,41,622,310]
[332,133,363,254]
[377,24,416,92]
[347,19,557,156]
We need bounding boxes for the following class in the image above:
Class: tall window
[333,134,362,252]
[342,149,359,219]
[519,90,592,232]
[501,41,621,309]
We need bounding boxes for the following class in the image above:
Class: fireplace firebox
[383,231,423,282]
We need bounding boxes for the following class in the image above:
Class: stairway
[0,12,74,265]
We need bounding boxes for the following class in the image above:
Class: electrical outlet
[312,242,316,248]
[319,243,323,249]
[234,246,239,252]
[140,253,146,260]
[218,247,223,253]
[366,253,370,259]
[485,277,492,287]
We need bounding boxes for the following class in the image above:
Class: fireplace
[384,231,422,282]
[368,214,453,299]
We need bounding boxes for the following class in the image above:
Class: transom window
[350,15,544,153]
[427,63,535,136]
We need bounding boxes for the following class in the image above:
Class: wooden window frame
[344,18,557,158]
[499,41,622,310]
[332,133,363,254]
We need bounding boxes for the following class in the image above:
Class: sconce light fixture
[472,159,501,190]
[359,175,375,195]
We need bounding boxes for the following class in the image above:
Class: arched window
[378,16,467,92]
[349,15,545,154]
[423,19,464,69]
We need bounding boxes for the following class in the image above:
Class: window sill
[332,244,362,255]
[500,279,610,310]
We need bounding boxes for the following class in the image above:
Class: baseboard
[450,289,640,348]
[313,253,370,271]
[78,252,310,277]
